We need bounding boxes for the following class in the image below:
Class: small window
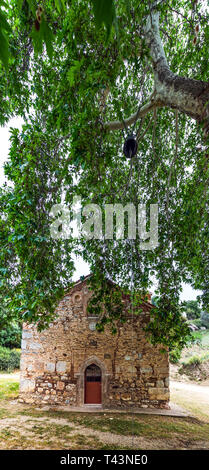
[74,293,82,303]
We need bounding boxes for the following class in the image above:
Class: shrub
[169,347,182,364]
[182,300,201,320]
[185,355,202,366]
[0,347,21,371]
[190,319,202,328]
[181,354,209,367]
[0,323,22,349]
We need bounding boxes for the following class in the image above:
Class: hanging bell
[123,134,138,158]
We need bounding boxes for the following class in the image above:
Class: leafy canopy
[0,0,208,351]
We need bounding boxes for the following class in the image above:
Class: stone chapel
[19,275,170,408]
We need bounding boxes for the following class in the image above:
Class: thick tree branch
[145,11,209,122]
[105,9,209,132]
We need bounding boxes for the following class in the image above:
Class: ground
[0,370,209,450]
[171,380,209,423]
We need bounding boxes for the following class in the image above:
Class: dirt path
[0,371,20,380]
[170,380,209,422]
[171,380,209,397]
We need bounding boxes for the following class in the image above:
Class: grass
[15,408,209,441]
[31,423,75,438]
[181,353,209,367]
[191,330,209,347]
[0,378,19,400]
[61,413,209,440]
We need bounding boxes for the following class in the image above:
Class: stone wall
[19,279,170,408]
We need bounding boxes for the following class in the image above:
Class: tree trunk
[106,10,209,131]
[145,11,209,123]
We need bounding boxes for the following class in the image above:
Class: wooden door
[85,364,101,404]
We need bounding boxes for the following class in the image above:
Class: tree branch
[105,97,162,131]
[105,8,209,132]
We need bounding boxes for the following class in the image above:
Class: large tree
[0,0,208,349]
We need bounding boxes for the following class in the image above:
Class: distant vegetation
[0,322,22,349]
[182,300,202,320]
[170,329,209,365]
[182,300,209,330]
[200,311,209,329]
[0,347,21,372]
[0,319,21,371]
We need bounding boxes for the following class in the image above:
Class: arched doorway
[84,363,102,404]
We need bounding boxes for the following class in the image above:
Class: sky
[0,119,202,301]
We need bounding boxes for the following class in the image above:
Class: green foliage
[145,296,192,350]
[0,0,115,69]
[0,347,20,371]
[55,0,65,14]
[169,347,182,364]
[190,318,203,328]
[31,15,54,59]
[0,124,75,329]
[151,295,159,307]
[0,2,11,69]
[190,330,205,345]
[67,58,84,87]
[191,330,209,347]
[92,0,115,37]
[182,355,201,367]
[182,300,202,320]
[201,311,209,328]
[87,276,127,335]
[180,352,209,371]
[0,323,22,349]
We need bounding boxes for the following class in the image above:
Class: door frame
[84,363,102,404]
[75,356,110,406]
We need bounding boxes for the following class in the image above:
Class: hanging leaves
[54,0,65,14]
[0,1,54,68]
[67,58,84,87]
[0,3,11,69]
[31,15,54,59]
[92,0,116,36]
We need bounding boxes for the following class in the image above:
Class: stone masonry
[19,276,170,408]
